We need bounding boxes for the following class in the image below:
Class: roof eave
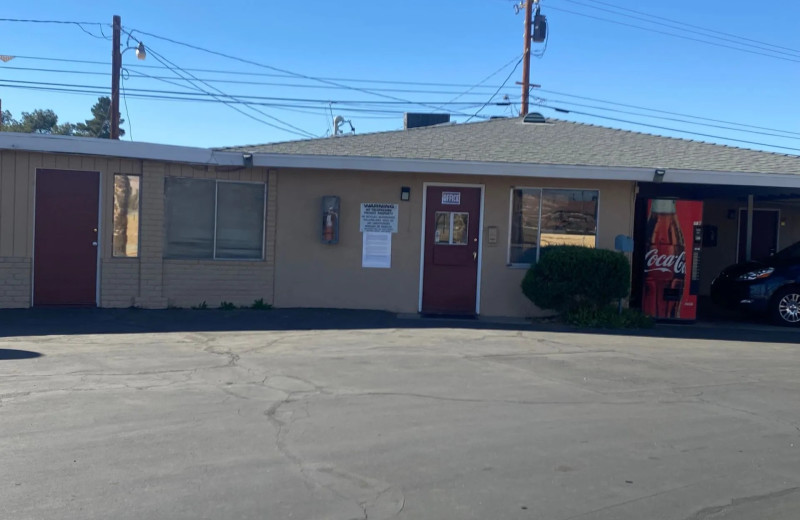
[0,132,245,166]
[252,153,800,187]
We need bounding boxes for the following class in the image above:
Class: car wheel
[771,287,800,326]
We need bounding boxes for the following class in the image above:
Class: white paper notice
[362,232,392,268]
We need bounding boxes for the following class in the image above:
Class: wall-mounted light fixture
[400,186,411,201]
[653,168,666,183]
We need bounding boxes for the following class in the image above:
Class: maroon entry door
[738,209,779,262]
[421,186,481,314]
[34,170,100,306]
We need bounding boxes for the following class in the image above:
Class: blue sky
[1,0,799,152]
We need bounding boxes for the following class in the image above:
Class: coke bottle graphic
[643,199,686,319]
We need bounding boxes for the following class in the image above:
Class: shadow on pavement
[0,349,43,360]
[0,308,797,345]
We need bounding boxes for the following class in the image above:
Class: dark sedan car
[711,241,800,326]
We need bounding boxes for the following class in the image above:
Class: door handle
[473,251,477,261]
[92,241,98,247]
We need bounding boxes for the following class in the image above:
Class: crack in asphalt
[331,390,644,406]
[684,487,800,520]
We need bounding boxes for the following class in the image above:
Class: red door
[422,186,481,314]
[34,170,100,306]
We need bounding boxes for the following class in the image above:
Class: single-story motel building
[2,115,800,318]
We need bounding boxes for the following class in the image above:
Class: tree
[74,97,124,138]
[0,109,14,129]
[1,96,123,138]
[2,109,75,135]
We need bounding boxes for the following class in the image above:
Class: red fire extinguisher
[324,207,336,242]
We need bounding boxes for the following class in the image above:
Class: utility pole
[110,15,121,140]
[520,0,533,117]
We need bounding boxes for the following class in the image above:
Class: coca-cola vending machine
[642,199,703,321]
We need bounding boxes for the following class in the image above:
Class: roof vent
[523,112,547,124]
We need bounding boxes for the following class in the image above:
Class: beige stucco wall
[273,168,636,317]
[0,149,275,309]
[700,199,800,295]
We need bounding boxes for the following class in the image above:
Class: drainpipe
[746,194,754,261]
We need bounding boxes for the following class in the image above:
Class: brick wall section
[0,257,31,308]
[100,259,139,307]
[134,161,168,308]
[265,170,278,295]
[163,260,273,308]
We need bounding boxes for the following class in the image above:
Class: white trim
[418,182,485,315]
[0,132,245,166]
[256,154,654,181]
[506,186,601,268]
[664,169,800,188]
[735,207,781,263]
[253,154,800,188]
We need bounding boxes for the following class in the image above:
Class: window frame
[434,211,470,246]
[111,173,142,258]
[164,177,267,261]
[507,187,600,268]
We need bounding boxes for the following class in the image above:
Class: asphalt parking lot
[1,309,799,520]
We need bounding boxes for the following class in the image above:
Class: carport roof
[224,116,800,176]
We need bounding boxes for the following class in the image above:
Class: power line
[0,17,110,40]
[0,63,520,96]
[440,54,522,108]
[5,62,800,140]
[0,78,505,106]
[0,81,489,116]
[533,96,800,141]
[545,5,800,64]
[554,0,800,55]
[535,88,800,138]
[465,57,522,122]
[123,27,482,119]
[139,42,318,139]
[120,74,133,141]
[538,105,800,153]
[3,75,798,151]
[4,75,800,142]
[0,18,106,25]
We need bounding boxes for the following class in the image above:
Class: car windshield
[772,241,800,260]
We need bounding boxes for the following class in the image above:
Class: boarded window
[112,174,141,257]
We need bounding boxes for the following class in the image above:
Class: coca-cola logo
[645,249,686,274]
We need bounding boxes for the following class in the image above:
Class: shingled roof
[224,116,800,175]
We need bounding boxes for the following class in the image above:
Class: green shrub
[521,246,631,314]
[219,301,236,311]
[249,298,272,310]
[191,301,208,310]
[565,305,653,329]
